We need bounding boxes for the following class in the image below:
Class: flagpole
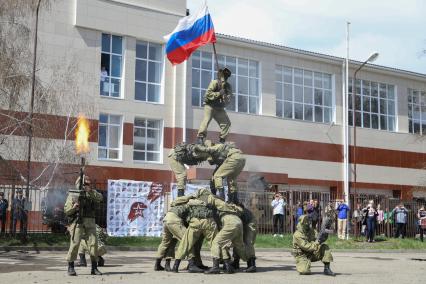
[212,42,220,73]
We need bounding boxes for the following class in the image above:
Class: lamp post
[351,52,379,197]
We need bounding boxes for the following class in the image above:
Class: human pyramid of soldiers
[64,67,335,277]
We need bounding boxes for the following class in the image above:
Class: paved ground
[0,250,425,284]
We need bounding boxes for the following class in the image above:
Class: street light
[351,52,379,197]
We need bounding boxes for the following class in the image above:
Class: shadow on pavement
[102,271,145,275]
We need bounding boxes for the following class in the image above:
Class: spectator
[336,199,350,239]
[417,205,426,242]
[309,199,320,229]
[377,204,384,224]
[352,203,363,237]
[295,201,304,226]
[271,193,286,237]
[12,189,28,238]
[392,203,408,238]
[363,200,378,242]
[100,66,108,95]
[0,192,8,235]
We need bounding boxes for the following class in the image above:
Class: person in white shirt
[100,66,108,95]
[271,193,286,237]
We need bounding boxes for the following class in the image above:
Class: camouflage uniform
[197,69,233,142]
[241,208,257,272]
[64,179,103,276]
[168,143,210,196]
[194,142,245,201]
[292,215,334,275]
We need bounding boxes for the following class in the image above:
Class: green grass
[1,234,426,250]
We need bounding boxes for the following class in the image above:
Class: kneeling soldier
[292,215,335,276]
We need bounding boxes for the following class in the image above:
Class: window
[98,114,122,160]
[101,33,123,98]
[348,79,396,131]
[191,51,260,114]
[135,41,163,103]
[408,88,426,135]
[133,118,162,162]
[275,65,333,123]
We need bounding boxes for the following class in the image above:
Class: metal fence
[0,181,425,239]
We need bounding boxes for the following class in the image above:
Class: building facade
[2,0,426,200]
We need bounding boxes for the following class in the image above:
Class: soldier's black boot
[177,189,185,197]
[217,188,225,200]
[223,259,235,274]
[172,259,181,273]
[97,256,104,267]
[197,136,204,145]
[77,253,87,267]
[154,258,165,271]
[164,259,172,271]
[67,261,76,276]
[188,258,204,273]
[244,257,257,273]
[91,261,102,275]
[232,255,240,269]
[204,258,221,274]
[323,263,335,276]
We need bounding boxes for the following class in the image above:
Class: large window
[135,41,163,103]
[408,88,426,135]
[133,118,162,162]
[191,51,260,114]
[101,34,123,98]
[349,79,396,131]
[275,66,333,123]
[98,114,122,160]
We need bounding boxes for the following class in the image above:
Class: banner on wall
[107,180,165,237]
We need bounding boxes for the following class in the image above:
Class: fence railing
[0,181,424,239]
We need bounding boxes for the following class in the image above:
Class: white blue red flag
[164,5,216,65]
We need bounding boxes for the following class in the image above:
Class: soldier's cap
[218,68,231,78]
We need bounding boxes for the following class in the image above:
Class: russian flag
[164,5,216,65]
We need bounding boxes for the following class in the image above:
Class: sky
[187,0,426,74]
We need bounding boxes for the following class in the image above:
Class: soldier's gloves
[219,89,226,97]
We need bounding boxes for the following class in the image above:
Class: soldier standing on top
[64,175,103,276]
[197,68,233,144]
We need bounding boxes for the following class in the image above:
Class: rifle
[71,157,86,241]
[317,205,337,244]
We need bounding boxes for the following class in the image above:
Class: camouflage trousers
[211,214,247,261]
[175,217,217,260]
[294,244,333,274]
[197,104,231,140]
[244,222,257,259]
[213,154,245,193]
[66,218,98,262]
[168,156,186,192]
[156,212,188,259]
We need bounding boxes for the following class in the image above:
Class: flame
[75,114,90,154]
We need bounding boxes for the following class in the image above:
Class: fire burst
[75,114,90,154]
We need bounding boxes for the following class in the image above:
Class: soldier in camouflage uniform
[197,68,233,144]
[292,215,335,276]
[168,143,210,197]
[194,140,245,202]
[77,224,107,267]
[233,206,257,273]
[64,175,103,276]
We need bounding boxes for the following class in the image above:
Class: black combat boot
[67,261,77,276]
[91,261,102,275]
[177,189,185,197]
[244,257,257,273]
[172,259,181,273]
[204,258,221,274]
[217,188,225,200]
[164,259,172,271]
[77,253,87,267]
[197,136,204,145]
[97,256,105,267]
[232,255,240,269]
[188,258,205,273]
[223,259,235,274]
[154,258,165,271]
[323,263,335,276]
